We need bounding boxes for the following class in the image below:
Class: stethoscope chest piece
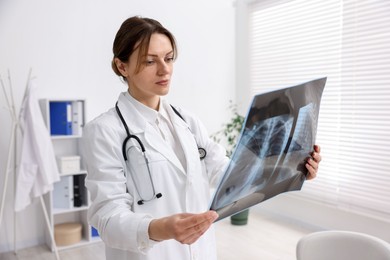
[198,147,207,160]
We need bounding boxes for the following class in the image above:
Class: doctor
[82,16,322,260]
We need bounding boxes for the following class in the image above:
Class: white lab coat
[15,80,60,212]
[82,92,228,260]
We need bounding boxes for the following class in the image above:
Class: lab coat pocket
[125,146,162,202]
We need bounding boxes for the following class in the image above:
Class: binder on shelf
[53,176,74,209]
[73,175,86,207]
[71,101,84,136]
[50,101,72,135]
[91,226,99,237]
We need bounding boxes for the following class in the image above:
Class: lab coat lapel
[144,125,186,175]
[117,93,186,175]
[164,102,200,176]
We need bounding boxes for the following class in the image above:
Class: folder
[50,101,72,135]
[53,175,74,209]
[71,101,84,136]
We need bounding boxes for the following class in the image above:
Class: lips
[156,79,169,86]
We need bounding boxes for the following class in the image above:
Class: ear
[114,58,129,77]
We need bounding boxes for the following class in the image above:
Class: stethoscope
[115,102,207,205]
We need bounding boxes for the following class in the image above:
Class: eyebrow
[145,50,174,57]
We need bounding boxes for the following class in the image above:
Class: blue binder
[49,101,72,135]
[91,226,99,237]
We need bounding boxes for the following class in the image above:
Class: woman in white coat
[82,16,322,260]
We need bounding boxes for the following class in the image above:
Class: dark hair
[111,16,177,80]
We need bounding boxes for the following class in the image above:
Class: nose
[157,60,170,75]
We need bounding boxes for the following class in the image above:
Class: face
[115,33,174,109]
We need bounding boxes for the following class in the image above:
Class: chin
[158,88,170,96]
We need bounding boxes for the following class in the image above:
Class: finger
[180,215,216,244]
[305,160,317,180]
[184,214,215,234]
[311,151,322,163]
[180,229,206,245]
[311,146,322,163]
[307,156,318,170]
[180,211,218,229]
[314,144,321,153]
[178,211,217,241]
[180,223,209,244]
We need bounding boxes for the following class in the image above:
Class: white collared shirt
[126,93,187,171]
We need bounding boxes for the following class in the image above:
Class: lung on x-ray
[209,77,326,222]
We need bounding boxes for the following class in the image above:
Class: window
[245,0,390,220]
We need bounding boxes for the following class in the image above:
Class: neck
[128,89,160,111]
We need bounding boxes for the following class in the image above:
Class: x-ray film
[210,77,326,221]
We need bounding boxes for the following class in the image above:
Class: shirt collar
[159,102,172,124]
[125,91,171,125]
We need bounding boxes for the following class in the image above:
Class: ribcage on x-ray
[244,115,302,158]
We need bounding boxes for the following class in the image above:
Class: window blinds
[248,0,390,220]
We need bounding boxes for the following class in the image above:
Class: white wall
[0,0,236,252]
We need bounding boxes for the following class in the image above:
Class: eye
[165,56,174,63]
[145,59,155,66]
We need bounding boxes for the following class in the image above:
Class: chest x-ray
[210,77,326,221]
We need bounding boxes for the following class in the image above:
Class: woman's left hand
[305,144,322,180]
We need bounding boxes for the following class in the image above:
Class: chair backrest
[296,230,390,260]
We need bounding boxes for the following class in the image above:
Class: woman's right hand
[148,211,218,245]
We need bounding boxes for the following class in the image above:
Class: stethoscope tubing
[116,102,160,204]
[115,101,206,205]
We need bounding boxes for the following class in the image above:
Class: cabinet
[39,99,100,251]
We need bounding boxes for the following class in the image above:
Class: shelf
[51,135,82,140]
[53,237,102,252]
[40,98,95,252]
[90,236,102,243]
[53,205,89,215]
[59,170,87,177]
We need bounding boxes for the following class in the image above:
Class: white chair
[296,230,390,260]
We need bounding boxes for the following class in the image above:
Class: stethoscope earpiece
[137,193,163,205]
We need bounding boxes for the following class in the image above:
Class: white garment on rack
[14,79,60,212]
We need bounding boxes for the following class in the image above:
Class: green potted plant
[211,101,249,225]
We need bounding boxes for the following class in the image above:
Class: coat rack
[0,69,60,260]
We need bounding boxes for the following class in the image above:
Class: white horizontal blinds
[336,1,390,217]
[249,0,341,94]
[248,0,390,218]
[249,0,343,204]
